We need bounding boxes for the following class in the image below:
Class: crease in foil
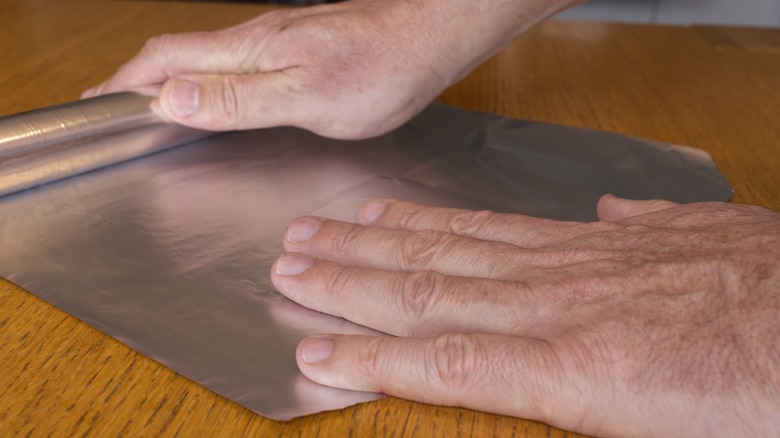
[0,93,731,420]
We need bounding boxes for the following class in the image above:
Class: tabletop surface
[1,1,778,436]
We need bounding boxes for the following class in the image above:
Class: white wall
[556,0,780,27]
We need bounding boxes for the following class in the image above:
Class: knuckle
[142,33,176,58]
[321,264,352,300]
[217,76,242,127]
[449,210,494,236]
[396,204,425,230]
[398,270,445,325]
[401,229,447,269]
[298,22,343,55]
[275,20,345,71]
[356,337,386,380]
[427,334,480,392]
[331,223,364,255]
[233,29,261,71]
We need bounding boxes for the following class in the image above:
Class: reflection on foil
[0,93,211,197]
[0,94,731,420]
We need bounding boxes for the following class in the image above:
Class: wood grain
[1,1,778,436]
[693,25,780,53]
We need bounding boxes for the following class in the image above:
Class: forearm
[371,0,581,84]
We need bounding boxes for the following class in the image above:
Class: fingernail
[357,200,386,225]
[169,78,199,118]
[301,335,334,364]
[275,253,314,276]
[287,217,322,243]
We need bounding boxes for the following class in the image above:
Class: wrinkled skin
[83,0,573,139]
[84,0,779,435]
[271,196,780,437]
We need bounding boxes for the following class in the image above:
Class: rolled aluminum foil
[0,93,210,197]
[0,94,731,420]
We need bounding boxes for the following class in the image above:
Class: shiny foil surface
[0,94,731,420]
[0,93,211,197]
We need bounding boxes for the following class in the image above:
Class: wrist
[380,0,580,84]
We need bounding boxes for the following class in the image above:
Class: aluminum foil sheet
[0,94,731,420]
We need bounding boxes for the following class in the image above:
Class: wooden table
[1,1,778,436]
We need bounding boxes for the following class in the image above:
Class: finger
[82,84,163,101]
[87,24,322,131]
[96,30,251,97]
[597,194,678,223]
[152,71,306,130]
[81,82,106,99]
[270,254,559,337]
[282,217,612,279]
[295,333,607,435]
[356,199,617,248]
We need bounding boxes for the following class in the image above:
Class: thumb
[296,333,591,429]
[154,72,301,131]
[597,194,678,223]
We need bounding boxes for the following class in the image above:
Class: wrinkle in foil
[0,95,731,420]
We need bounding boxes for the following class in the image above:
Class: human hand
[82,0,575,139]
[270,195,780,437]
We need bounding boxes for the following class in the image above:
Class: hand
[82,0,575,139]
[270,195,780,437]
